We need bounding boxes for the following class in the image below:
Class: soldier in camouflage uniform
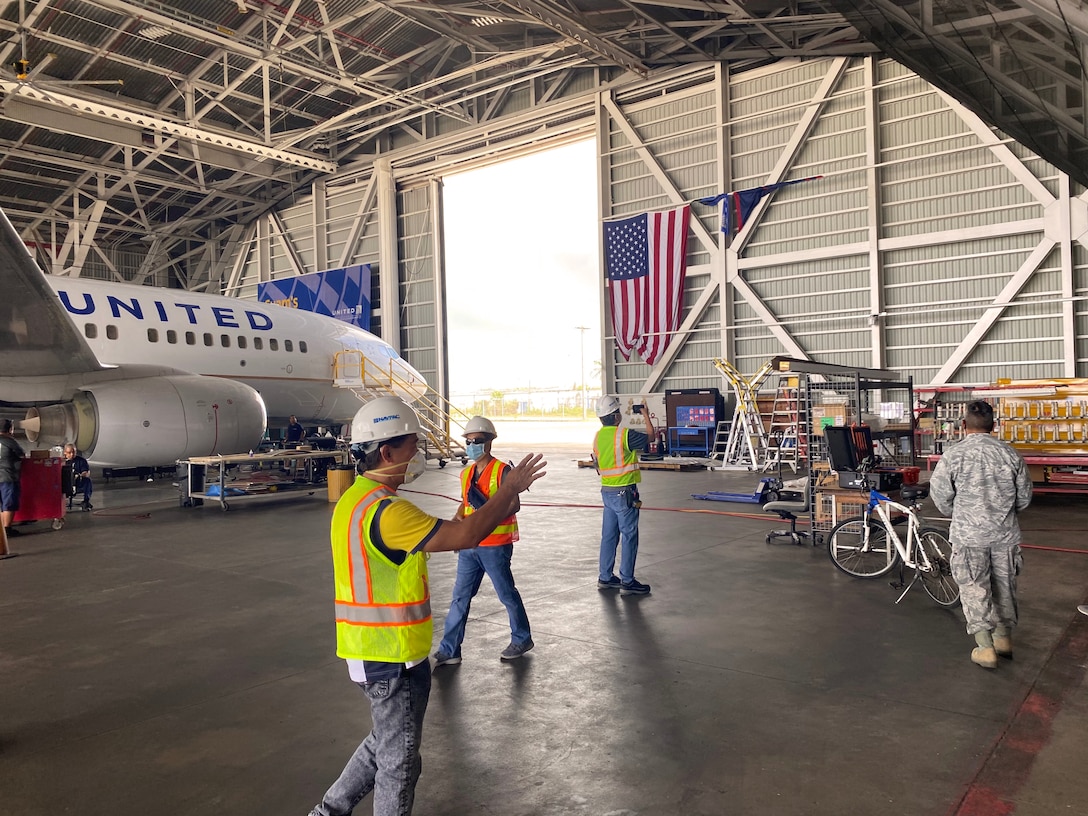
[930,400,1032,670]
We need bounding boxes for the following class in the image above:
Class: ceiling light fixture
[471,16,504,27]
[138,25,171,41]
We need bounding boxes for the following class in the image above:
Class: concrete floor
[3,430,1088,816]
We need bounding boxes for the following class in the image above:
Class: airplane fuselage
[44,276,425,424]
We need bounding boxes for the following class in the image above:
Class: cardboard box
[29,449,51,460]
[811,406,849,436]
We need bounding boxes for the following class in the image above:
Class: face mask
[401,449,427,485]
[466,442,486,461]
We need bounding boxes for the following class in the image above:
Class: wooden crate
[815,491,869,529]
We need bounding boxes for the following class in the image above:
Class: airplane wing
[0,209,103,377]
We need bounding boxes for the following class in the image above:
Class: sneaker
[620,579,651,596]
[432,651,461,667]
[597,575,621,590]
[81,502,93,511]
[500,639,534,661]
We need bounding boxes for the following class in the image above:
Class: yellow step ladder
[712,358,772,469]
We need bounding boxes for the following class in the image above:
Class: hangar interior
[4,0,1088,396]
[5,3,1088,816]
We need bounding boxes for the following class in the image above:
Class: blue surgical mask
[466,442,486,461]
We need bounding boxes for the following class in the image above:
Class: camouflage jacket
[929,433,1032,548]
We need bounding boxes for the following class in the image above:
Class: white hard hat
[596,395,621,418]
[351,396,422,445]
[463,416,497,438]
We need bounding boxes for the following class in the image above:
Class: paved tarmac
[2,423,1087,815]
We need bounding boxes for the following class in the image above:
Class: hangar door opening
[442,140,602,431]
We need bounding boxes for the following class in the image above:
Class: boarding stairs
[332,350,470,467]
[712,358,773,470]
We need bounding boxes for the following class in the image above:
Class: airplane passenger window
[221,334,231,348]
[203,333,214,346]
[285,340,293,352]
[299,341,308,353]
[237,336,247,349]
[84,324,97,339]
[269,339,279,351]
[106,325,118,340]
[147,328,159,342]
[167,330,177,344]
[185,331,195,345]
[253,337,263,350]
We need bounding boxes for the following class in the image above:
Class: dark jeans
[310,661,432,816]
[437,544,532,656]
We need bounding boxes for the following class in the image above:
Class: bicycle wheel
[827,516,898,578]
[916,528,960,607]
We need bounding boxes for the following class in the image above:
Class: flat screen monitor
[675,405,716,427]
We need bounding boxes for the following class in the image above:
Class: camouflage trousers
[950,544,1023,635]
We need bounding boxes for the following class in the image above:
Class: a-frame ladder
[762,378,802,473]
[712,359,772,469]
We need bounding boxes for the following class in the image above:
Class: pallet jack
[691,476,785,504]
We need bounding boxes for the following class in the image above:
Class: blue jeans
[310,662,431,816]
[599,487,640,584]
[437,544,531,656]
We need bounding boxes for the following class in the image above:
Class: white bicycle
[826,483,960,607]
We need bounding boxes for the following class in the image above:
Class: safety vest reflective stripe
[595,427,638,476]
[335,598,432,624]
[460,459,518,545]
[347,483,391,603]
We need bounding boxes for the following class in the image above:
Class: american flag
[603,204,689,366]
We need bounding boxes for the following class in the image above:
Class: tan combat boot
[972,630,998,669]
[993,628,1013,658]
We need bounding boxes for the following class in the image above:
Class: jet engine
[23,374,267,467]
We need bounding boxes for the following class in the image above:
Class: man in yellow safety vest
[307,397,546,816]
[592,395,654,595]
[433,415,533,666]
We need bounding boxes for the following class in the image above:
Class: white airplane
[0,209,427,467]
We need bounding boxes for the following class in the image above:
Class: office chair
[763,479,812,546]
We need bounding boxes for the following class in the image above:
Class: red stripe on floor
[950,622,1088,815]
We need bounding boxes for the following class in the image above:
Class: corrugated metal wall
[234,54,1088,404]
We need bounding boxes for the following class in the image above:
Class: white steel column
[312,181,328,272]
[376,158,402,352]
[431,178,450,402]
[864,57,885,369]
[1059,174,1076,376]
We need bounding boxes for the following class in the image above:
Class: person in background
[307,397,546,816]
[0,419,25,538]
[592,396,654,596]
[433,416,534,666]
[286,415,306,446]
[930,400,1032,670]
[63,444,93,511]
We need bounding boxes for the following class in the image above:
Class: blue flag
[697,176,822,234]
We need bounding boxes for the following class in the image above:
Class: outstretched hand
[505,453,547,494]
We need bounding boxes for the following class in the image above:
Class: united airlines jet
[0,210,426,466]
